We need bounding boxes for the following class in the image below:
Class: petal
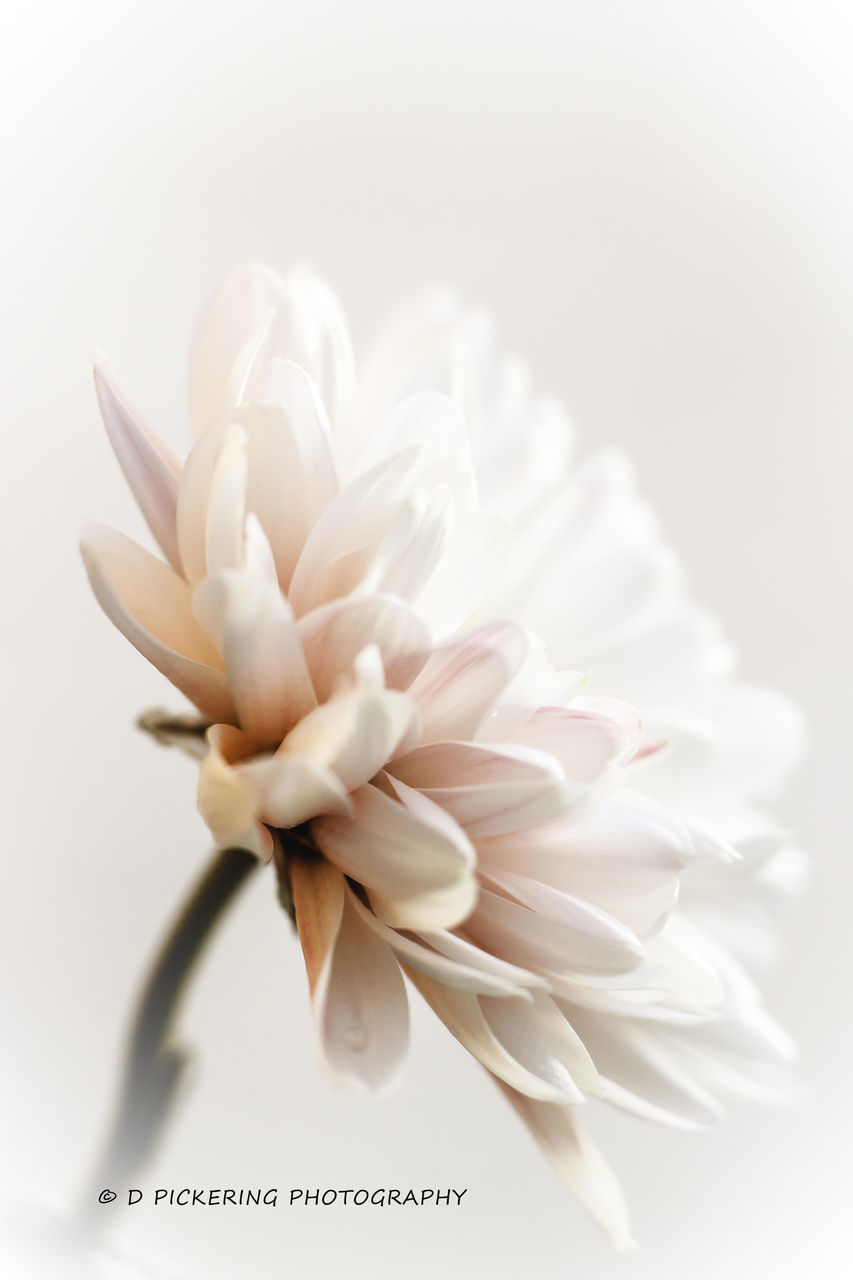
[389,741,575,837]
[467,885,644,979]
[178,388,338,590]
[188,262,285,437]
[312,780,476,931]
[496,1084,635,1250]
[298,595,432,700]
[197,725,273,860]
[413,508,514,637]
[193,570,316,745]
[240,753,353,828]
[404,966,584,1103]
[94,358,182,570]
[293,859,408,1090]
[508,699,644,784]
[81,524,234,722]
[346,887,543,999]
[407,621,529,742]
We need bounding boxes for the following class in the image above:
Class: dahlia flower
[82,263,804,1248]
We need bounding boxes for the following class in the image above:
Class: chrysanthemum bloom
[82,264,804,1247]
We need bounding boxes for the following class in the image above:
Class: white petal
[312,781,476,931]
[414,508,514,637]
[81,524,234,722]
[189,262,285,437]
[468,885,644,978]
[346,887,542,999]
[240,752,353,827]
[193,570,316,745]
[94,358,182,570]
[407,621,529,742]
[404,966,582,1103]
[497,1084,635,1250]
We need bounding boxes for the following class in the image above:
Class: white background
[1,2,851,1276]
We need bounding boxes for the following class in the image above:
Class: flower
[82,263,804,1248]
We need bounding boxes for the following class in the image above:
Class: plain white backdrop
[1,2,851,1276]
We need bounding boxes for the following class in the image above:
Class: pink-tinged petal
[312,781,476,932]
[193,570,316,745]
[407,621,529,743]
[346,887,542,999]
[467,884,644,978]
[508,699,644,784]
[389,741,575,837]
[360,485,454,602]
[287,447,421,615]
[178,388,338,590]
[496,1083,635,1250]
[403,966,583,1103]
[239,753,353,828]
[475,789,691,939]
[417,928,550,994]
[94,359,182,571]
[197,726,272,860]
[292,858,408,1090]
[298,595,432,700]
[477,873,646,977]
[81,524,234,722]
[189,262,285,437]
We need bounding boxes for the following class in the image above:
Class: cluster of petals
[82,263,805,1247]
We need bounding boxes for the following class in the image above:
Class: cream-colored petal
[197,727,273,860]
[194,570,316,746]
[81,523,234,722]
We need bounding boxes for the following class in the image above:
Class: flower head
[83,263,804,1247]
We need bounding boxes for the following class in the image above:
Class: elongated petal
[347,888,541,999]
[404,966,583,1103]
[81,524,234,722]
[197,725,273,860]
[94,359,182,570]
[390,741,575,837]
[509,699,644,783]
[496,1083,636,1250]
[189,262,285,436]
[298,595,431,700]
[414,508,514,637]
[312,781,476,931]
[194,570,316,745]
[467,885,644,978]
[293,859,408,1089]
[407,621,529,742]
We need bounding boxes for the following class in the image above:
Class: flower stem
[76,846,258,1244]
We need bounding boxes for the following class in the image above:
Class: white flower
[83,263,804,1248]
